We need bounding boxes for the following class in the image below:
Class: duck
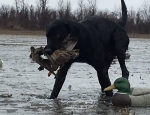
[0,59,2,67]
[30,46,79,78]
[104,77,150,107]
[43,48,79,78]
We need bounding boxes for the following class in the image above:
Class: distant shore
[0,29,150,38]
[0,29,45,36]
[128,34,150,39]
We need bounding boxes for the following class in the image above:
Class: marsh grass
[117,107,136,115]
[0,29,45,36]
[128,34,150,39]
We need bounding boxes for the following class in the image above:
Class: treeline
[0,0,150,34]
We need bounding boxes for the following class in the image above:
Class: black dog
[44,0,129,99]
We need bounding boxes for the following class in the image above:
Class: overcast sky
[0,0,148,11]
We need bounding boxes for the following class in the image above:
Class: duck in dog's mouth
[30,35,79,78]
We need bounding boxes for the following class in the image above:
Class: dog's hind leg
[117,52,129,79]
[114,42,129,79]
[105,52,115,69]
[49,62,72,99]
[112,29,129,79]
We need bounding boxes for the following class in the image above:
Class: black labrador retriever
[44,0,129,99]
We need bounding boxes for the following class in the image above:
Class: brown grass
[128,33,150,38]
[0,29,45,36]
[0,29,150,38]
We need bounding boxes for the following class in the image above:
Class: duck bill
[104,84,115,91]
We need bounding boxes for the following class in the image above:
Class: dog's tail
[118,0,127,27]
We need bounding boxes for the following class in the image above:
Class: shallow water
[0,35,150,115]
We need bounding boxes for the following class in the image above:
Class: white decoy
[0,59,2,67]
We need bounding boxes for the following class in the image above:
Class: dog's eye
[56,35,60,38]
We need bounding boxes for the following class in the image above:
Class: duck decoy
[104,77,150,107]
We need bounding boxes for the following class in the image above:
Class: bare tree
[141,0,150,21]
[0,0,149,33]
[15,0,20,14]
[7,6,16,29]
[84,0,97,18]
[76,0,85,21]
[35,0,49,29]
[57,0,65,19]
[36,0,49,13]
[21,0,25,12]
[0,5,10,28]
[135,11,143,33]
[28,5,38,30]
[64,1,72,20]
[126,9,136,33]
[140,0,150,33]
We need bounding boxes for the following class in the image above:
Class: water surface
[0,35,150,115]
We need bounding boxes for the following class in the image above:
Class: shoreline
[0,30,150,38]
[0,30,45,36]
[128,34,150,39]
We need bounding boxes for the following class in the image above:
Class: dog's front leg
[90,54,113,98]
[97,68,113,96]
[49,62,72,99]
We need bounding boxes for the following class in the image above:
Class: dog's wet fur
[44,0,129,99]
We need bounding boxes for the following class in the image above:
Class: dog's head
[45,20,79,55]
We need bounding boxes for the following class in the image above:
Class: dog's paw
[38,66,44,71]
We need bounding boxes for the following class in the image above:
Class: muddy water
[0,35,150,115]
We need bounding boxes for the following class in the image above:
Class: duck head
[104,77,130,94]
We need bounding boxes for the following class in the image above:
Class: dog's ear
[65,23,80,39]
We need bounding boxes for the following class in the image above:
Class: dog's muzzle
[45,34,78,55]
